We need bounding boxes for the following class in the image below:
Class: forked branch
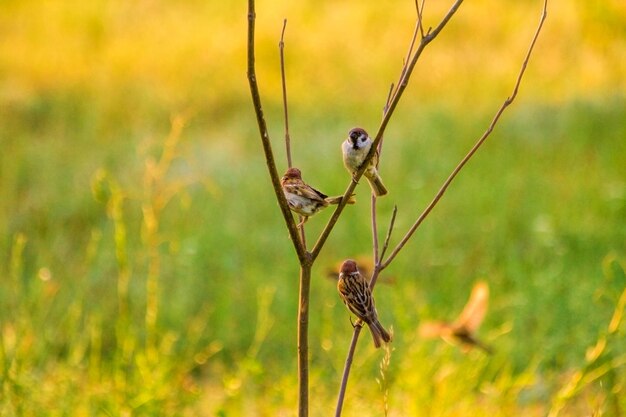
[382,0,548,268]
[335,1,548,416]
[247,1,307,264]
[311,0,464,261]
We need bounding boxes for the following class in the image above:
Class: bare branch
[298,220,307,248]
[334,326,363,417]
[371,194,380,263]
[297,264,312,417]
[333,4,468,416]
[313,0,465,263]
[379,205,398,263]
[371,84,396,269]
[394,5,422,100]
[247,1,307,264]
[334,2,548,416]
[380,0,463,142]
[416,0,426,39]
[279,19,293,168]
[382,0,548,269]
[249,7,311,415]
[383,83,395,117]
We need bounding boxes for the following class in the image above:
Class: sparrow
[281,167,355,226]
[337,259,392,348]
[342,127,388,197]
[419,281,492,354]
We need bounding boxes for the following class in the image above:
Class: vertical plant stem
[248,2,317,415]
[371,195,380,262]
[379,206,398,264]
[279,19,292,168]
[298,223,307,248]
[298,262,312,417]
[247,0,307,264]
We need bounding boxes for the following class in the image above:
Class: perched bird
[419,281,492,354]
[337,259,392,348]
[342,127,388,197]
[281,167,355,226]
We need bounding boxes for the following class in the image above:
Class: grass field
[1,0,625,416]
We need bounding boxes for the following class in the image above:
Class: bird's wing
[286,183,327,201]
[454,281,489,332]
[337,275,372,321]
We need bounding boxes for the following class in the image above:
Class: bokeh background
[1,0,625,416]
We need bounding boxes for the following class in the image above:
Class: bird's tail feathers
[368,320,392,348]
[365,171,388,197]
[325,194,356,205]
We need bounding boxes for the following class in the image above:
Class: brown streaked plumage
[337,259,391,348]
[281,167,355,226]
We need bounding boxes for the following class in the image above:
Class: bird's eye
[350,132,358,140]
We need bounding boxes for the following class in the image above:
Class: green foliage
[1,95,625,415]
[1,0,626,415]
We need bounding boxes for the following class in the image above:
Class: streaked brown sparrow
[342,127,388,197]
[337,259,392,348]
[419,281,492,353]
[281,167,355,226]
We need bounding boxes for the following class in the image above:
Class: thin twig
[394,5,422,101]
[383,83,395,117]
[278,22,312,416]
[299,221,307,248]
[334,326,363,417]
[382,0,548,269]
[379,205,398,263]
[247,0,307,265]
[416,0,426,39]
[371,84,396,272]
[334,2,548,416]
[279,19,293,168]
[371,194,380,263]
[311,0,465,263]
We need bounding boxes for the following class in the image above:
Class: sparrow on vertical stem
[281,167,355,226]
[337,259,392,348]
[342,127,388,197]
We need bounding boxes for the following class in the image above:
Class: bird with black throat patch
[342,127,388,197]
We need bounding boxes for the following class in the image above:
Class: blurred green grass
[1,0,626,416]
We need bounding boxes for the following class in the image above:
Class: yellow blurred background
[2,0,624,115]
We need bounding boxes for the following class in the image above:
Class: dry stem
[334,0,548,415]
[382,0,548,268]
[248,3,313,416]
[247,1,306,265]
[279,19,293,168]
